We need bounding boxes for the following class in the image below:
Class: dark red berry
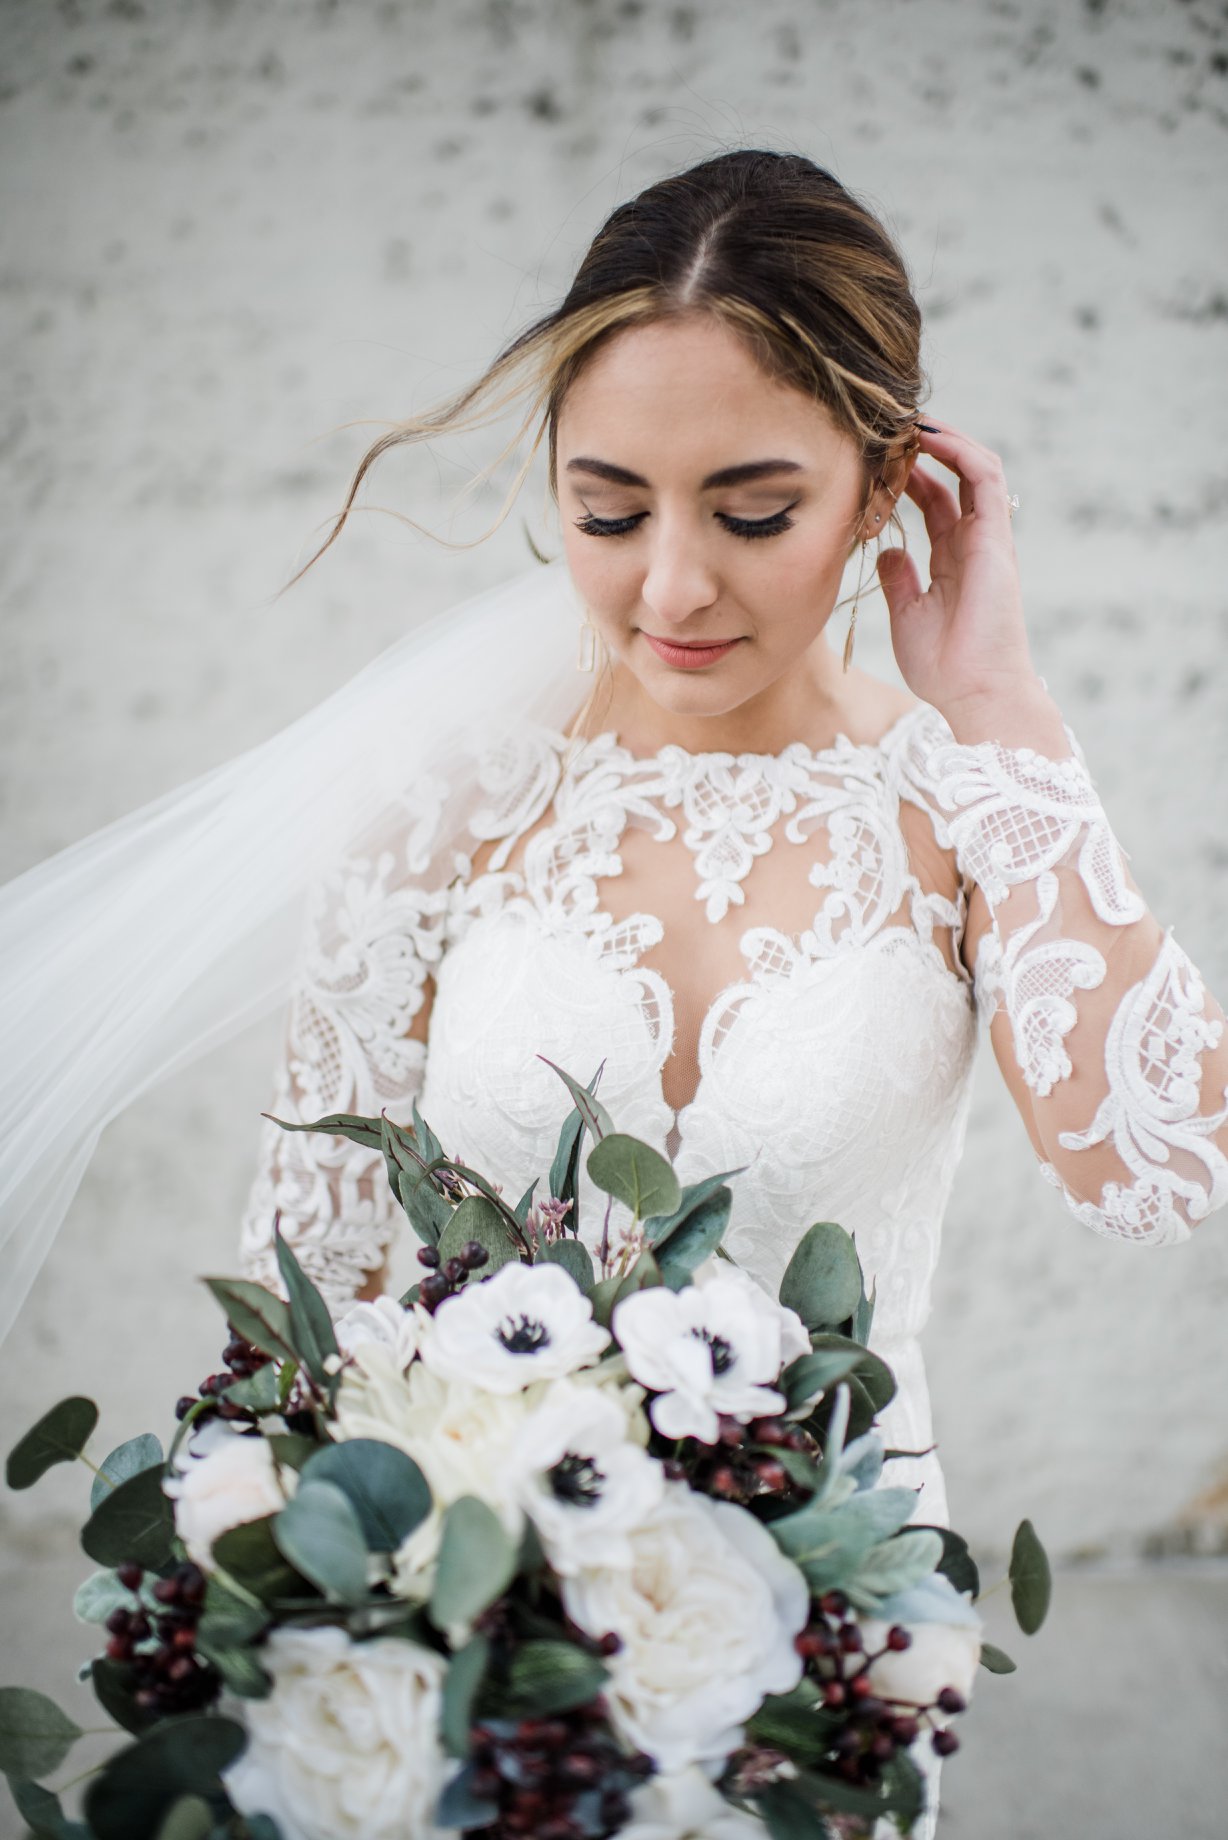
[933,1728,960,1757]
[709,1465,739,1496]
[752,1418,787,1445]
[754,1458,787,1491]
[443,1257,467,1284]
[174,1396,197,1420]
[417,1245,442,1268]
[822,1680,847,1707]
[597,1630,622,1657]
[891,1715,920,1745]
[460,1240,489,1268]
[937,1686,966,1716]
[886,1624,913,1651]
[116,1561,144,1590]
[838,1622,864,1653]
[820,1590,849,1617]
[105,1606,132,1635]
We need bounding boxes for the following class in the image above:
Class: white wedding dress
[237,697,1228,1838]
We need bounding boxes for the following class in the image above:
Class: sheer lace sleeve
[236,779,457,1315]
[899,707,1228,1246]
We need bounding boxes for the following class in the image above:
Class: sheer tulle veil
[0,555,589,1347]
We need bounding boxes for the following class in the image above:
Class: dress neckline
[545,700,933,770]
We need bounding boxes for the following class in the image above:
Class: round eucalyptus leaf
[6,1396,98,1489]
[272,1478,371,1605]
[82,1715,247,1840]
[301,1438,431,1551]
[429,1496,517,1633]
[90,1433,164,1512]
[540,1236,594,1292]
[587,1134,681,1221]
[437,1196,521,1273]
[80,1464,176,1570]
[779,1222,863,1330]
[1009,1517,1052,1634]
[0,1685,82,1779]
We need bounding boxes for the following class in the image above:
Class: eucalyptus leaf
[196,1573,270,1652]
[211,1515,300,1604]
[264,1107,381,1153]
[0,1686,82,1778]
[397,1165,452,1246]
[873,1570,982,1630]
[264,1433,318,1472]
[436,1759,499,1830]
[441,1634,490,1758]
[204,1646,273,1700]
[81,1714,248,1840]
[222,1363,280,1414]
[74,1568,135,1626]
[90,1434,164,1511]
[779,1347,862,1411]
[513,1178,539,1227]
[300,1439,431,1551]
[540,1235,594,1292]
[1009,1518,1051,1634]
[979,1640,1018,1674]
[656,1186,731,1288]
[202,1278,297,1365]
[437,1195,522,1273]
[81,1464,176,1570]
[274,1224,339,1389]
[90,1655,158,1737]
[272,1479,370,1605]
[846,1527,946,1610]
[746,1691,841,1766]
[6,1396,98,1489]
[153,1794,215,1840]
[642,1167,745,1246]
[505,1640,608,1715]
[6,1776,89,1839]
[779,1222,864,1331]
[537,1055,616,1140]
[587,1133,680,1220]
[429,1496,517,1633]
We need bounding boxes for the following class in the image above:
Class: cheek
[560,531,638,616]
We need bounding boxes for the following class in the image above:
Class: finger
[903,463,960,545]
[875,545,924,619]
[915,421,1012,529]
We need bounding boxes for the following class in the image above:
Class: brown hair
[285,149,926,727]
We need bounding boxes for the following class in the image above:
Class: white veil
[0,554,590,1348]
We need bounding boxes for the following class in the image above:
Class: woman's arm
[914,686,1228,1243]
[237,827,446,1314]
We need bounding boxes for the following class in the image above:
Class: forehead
[556,314,854,471]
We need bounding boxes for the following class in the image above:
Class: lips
[641,633,743,669]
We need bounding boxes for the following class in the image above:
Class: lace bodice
[238,699,1228,1541]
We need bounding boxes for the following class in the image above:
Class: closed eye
[574,505,798,542]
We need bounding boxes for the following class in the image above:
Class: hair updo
[287,148,927,590]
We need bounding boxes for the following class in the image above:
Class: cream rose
[222,1625,453,1840]
[162,1428,295,1571]
[858,1614,982,1727]
[622,1764,771,1837]
[561,1485,808,1772]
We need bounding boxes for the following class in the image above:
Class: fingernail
[918,422,940,433]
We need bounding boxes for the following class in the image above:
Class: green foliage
[540,1235,595,1290]
[80,1465,176,1570]
[381,1109,450,1246]
[429,1497,517,1633]
[5,1776,89,1839]
[441,1634,491,1758]
[538,1055,616,1141]
[642,1167,744,1247]
[779,1222,864,1331]
[90,1656,159,1737]
[587,1132,681,1221]
[1009,1518,1051,1634]
[589,1248,663,1327]
[221,1363,280,1414]
[979,1641,1018,1673]
[211,1515,300,1605]
[274,1225,339,1391]
[81,1714,247,1840]
[5,1396,98,1490]
[503,1640,609,1716]
[438,1195,521,1274]
[778,1346,862,1412]
[202,1279,297,1366]
[89,1434,164,1512]
[655,1185,732,1288]
[272,1479,370,1606]
[299,1439,431,1551]
[0,1686,82,1779]
[547,1062,608,1237]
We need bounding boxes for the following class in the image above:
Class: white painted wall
[1,3,1226,1832]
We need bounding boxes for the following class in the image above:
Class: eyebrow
[564,457,806,490]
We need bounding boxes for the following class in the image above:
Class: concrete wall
[1,2,1226,1834]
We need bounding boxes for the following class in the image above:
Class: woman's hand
[875,419,1065,749]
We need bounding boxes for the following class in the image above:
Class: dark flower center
[497,1312,550,1355]
[690,1326,735,1376]
[549,1452,606,1506]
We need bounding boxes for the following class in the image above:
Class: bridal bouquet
[2,1059,1050,1840]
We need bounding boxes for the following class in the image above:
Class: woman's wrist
[938,679,1072,757]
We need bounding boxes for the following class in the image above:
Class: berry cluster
[467,1706,654,1839]
[415,1237,490,1311]
[794,1589,965,1779]
[667,1413,814,1503]
[104,1559,219,1718]
[173,1328,268,1424]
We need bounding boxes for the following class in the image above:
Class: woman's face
[555,312,899,740]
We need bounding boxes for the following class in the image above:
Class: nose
[638,517,720,629]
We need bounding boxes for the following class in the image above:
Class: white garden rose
[221,1625,454,1840]
[508,1376,664,1574]
[420,1260,611,1393]
[561,1485,808,1772]
[611,1257,809,1444]
[621,1765,771,1838]
[857,1613,982,1727]
[333,1294,427,1371]
[162,1429,295,1572]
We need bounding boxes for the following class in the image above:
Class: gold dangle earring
[843,513,881,674]
[577,611,597,672]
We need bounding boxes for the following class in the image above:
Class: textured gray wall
[2,3,1227,1835]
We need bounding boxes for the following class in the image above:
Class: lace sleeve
[236,787,455,1316]
[900,709,1228,1246]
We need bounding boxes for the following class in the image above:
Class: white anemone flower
[420,1260,610,1394]
[611,1258,810,1444]
[508,1376,663,1573]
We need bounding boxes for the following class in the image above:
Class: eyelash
[573,506,798,542]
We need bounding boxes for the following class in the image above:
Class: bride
[4,148,1227,1837]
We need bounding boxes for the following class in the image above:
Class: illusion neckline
[545,699,935,769]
